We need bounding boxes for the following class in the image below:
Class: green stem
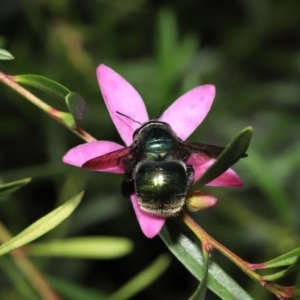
[0,256,39,300]
[182,212,262,283]
[0,221,60,300]
[107,253,171,300]
[182,212,299,298]
[194,246,210,300]
[0,71,96,143]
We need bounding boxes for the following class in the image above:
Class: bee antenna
[116,111,142,125]
[156,103,166,119]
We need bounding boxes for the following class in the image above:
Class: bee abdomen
[134,161,189,217]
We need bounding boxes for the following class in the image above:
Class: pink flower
[63,64,242,238]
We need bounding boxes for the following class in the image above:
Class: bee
[82,112,227,217]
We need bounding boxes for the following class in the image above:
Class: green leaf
[0,256,39,300]
[242,150,293,226]
[262,247,300,268]
[14,75,85,128]
[52,110,77,129]
[159,221,253,300]
[156,9,198,93]
[0,191,84,256]
[107,253,171,300]
[14,74,70,103]
[189,250,210,300]
[263,260,300,282]
[0,49,14,60]
[65,92,86,125]
[48,275,107,300]
[26,237,133,259]
[0,178,31,197]
[189,127,252,193]
[157,9,178,64]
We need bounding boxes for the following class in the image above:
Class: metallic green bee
[83,119,225,217]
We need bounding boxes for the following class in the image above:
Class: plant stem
[0,71,96,143]
[0,221,60,300]
[182,212,263,282]
[182,212,299,299]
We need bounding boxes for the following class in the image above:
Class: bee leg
[186,165,194,187]
[121,176,135,198]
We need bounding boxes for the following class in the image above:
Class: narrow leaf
[0,256,39,300]
[190,127,252,193]
[0,49,14,60]
[14,74,70,103]
[51,110,77,129]
[0,191,84,256]
[159,221,253,300]
[189,250,210,300]
[262,247,300,268]
[65,92,86,125]
[0,178,31,197]
[107,253,171,300]
[26,237,133,259]
[48,275,107,300]
[242,151,293,226]
[157,9,178,63]
[263,259,300,282]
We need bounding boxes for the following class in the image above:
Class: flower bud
[186,191,217,212]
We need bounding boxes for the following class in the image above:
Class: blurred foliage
[0,0,300,299]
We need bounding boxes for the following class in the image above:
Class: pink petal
[63,141,124,174]
[130,194,166,238]
[97,64,149,146]
[192,159,243,187]
[186,153,212,168]
[160,85,215,140]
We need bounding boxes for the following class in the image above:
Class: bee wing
[82,146,134,171]
[183,141,225,158]
[184,140,248,166]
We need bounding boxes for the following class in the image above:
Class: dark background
[0,0,300,299]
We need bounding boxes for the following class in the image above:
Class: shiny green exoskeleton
[83,118,228,218]
[122,121,194,217]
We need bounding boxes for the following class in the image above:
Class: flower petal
[63,141,124,173]
[186,153,212,168]
[160,85,215,140]
[97,64,149,146]
[192,159,243,187]
[130,194,166,238]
